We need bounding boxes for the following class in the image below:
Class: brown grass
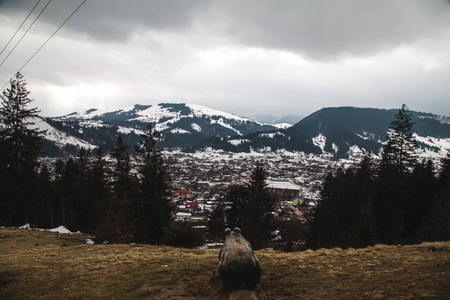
[0,228,449,299]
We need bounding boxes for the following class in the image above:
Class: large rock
[218,228,261,289]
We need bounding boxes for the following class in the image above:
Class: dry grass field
[0,227,449,299]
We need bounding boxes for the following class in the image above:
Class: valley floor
[0,228,449,299]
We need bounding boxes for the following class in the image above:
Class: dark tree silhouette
[381,104,417,172]
[134,124,172,244]
[0,72,45,225]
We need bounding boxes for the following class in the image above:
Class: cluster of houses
[164,149,348,230]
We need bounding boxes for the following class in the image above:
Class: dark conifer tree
[381,104,417,172]
[134,124,172,244]
[37,164,54,228]
[375,104,419,244]
[105,135,136,243]
[402,160,436,243]
[223,163,275,249]
[54,158,82,230]
[88,147,108,233]
[208,200,226,238]
[224,185,248,230]
[243,162,276,249]
[307,153,376,249]
[419,152,450,242]
[0,72,45,225]
[110,135,131,200]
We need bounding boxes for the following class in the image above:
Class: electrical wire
[0,0,41,57]
[0,0,53,68]
[1,0,87,91]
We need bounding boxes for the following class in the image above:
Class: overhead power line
[0,0,53,68]
[1,0,87,91]
[0,0,41,56]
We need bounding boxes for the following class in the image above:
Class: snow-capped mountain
[38,105,449,159]
[44,103,275,156]
[29,117,97,157]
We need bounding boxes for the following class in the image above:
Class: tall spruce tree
[375,104,419,244]
[223,163,275,249]
[134,124,172,244]
[381,104,417,172]
[0,72,45,225]
[105,135,136,243]
[110,135,131,200]
[243,162,276,249]
[88,147,109,234]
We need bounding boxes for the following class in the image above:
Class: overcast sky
[1,0,449,118]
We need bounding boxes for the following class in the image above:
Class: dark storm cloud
[211,0,450,60]
[0,0,209,42]
[3,0,449,59]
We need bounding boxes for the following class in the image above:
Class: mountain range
[38,103,450,159]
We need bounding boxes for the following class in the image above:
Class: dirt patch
[1,228,449,299]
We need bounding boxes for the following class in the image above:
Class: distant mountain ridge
[247,114,304,125]
[194,107,450,159]
[37,104,450,159]
[42,103,275,157]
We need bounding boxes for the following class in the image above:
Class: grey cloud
[0,0,210,42]
[3,0,449,60]
[211,0,450,60]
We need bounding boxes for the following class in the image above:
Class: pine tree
[419,152,450,242]
[106,135,136,243]
[109,135,131,200]
[0,72,45,225]
[403,160,436,243]
[243,162,276,249]
[381,104,417,172]
[88,147,108,231]
[134,124,172,244]
[224,185,248,230]
[224,163,275,249]
[375,105,419,244]
[208,200,226,238]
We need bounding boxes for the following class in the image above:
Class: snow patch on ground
[414,133,450,160]
[31,118,96,151]
[191,123,201,132]
[259,132,285,138]
[210,117,242,135]
[312,134,326,153]
[117,126,145,136]
[171,128,191,134]
[48,225,72,234]
[273,123,292,129]
[332,143,339,153]
[229,139,250,146]
[347,145,364,159]
[186,104,248,123]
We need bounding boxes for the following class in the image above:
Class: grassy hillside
[0,228,449,299]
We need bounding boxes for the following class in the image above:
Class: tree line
[307,105,450,249]
[0,73,177,245]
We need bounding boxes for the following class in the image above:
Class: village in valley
[163,147,364,244]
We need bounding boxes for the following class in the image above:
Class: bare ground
[0,228,449,299]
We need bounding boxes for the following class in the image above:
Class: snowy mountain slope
[199,107,450,159]
[38,105,449,159]
[29,117,96,157]
[45,103,275,156]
